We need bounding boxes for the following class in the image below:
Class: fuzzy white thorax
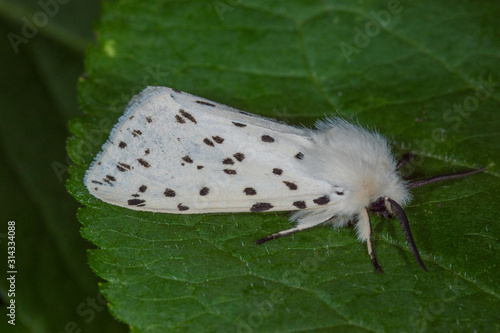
[290,118,410,241]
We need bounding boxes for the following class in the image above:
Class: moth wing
[85,86,340,213]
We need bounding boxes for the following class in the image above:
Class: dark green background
[0,0,126,332]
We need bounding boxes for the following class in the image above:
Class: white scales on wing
[85,87,342,214]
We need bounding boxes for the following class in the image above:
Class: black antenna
[396,153,415,170]
[408,167,486,189]
[385,198,428,271]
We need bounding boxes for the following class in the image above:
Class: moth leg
[396,153,415,170]
[362,209,383,273]
[255,226,316,244]
[377,210,392,219]
[367,234,383,273]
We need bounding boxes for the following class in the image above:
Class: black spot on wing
[200,187,209,196]
[117,163,131,172]
[172,88,182,93]
[335,191,344,196]
[179,109,197,124]
[295,152,304,160]
[212,136,224,144]
[137,158,151,168]
[132,130,142,137]
[182,155,193,164]
[177,203,189,212]
[177,203,189,211]
[223,169,237,175]
[233,153,245,162]
[293,201,307,209]
[139,185,147,193]
[145,148,150,155]
[196,100,216,107]
[251,203,273,212]
[313,195,330,205]
[232,122,247,127]
[146,116,152,123]
[91,180,103,185]
[118,141,127,149]
[283,181,297,190]
[237,111,282,124]
[164,188,176,197]
[243,187,256,195]
[261,135,275,143]
[197,165,204,170]
[106,175,116,182]
[222,158,234,165]
[273,168,283,175]
[128,199,146,206]
[203,138,215,147]
[175,115,186,124]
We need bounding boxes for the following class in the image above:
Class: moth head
[368,196,428,271]
[365,166,487,272]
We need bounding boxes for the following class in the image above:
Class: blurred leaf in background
[67,0,500,332]
[0,0,126,332]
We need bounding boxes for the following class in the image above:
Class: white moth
[85,86,485,272]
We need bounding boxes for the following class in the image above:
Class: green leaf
[68,0,500,332]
